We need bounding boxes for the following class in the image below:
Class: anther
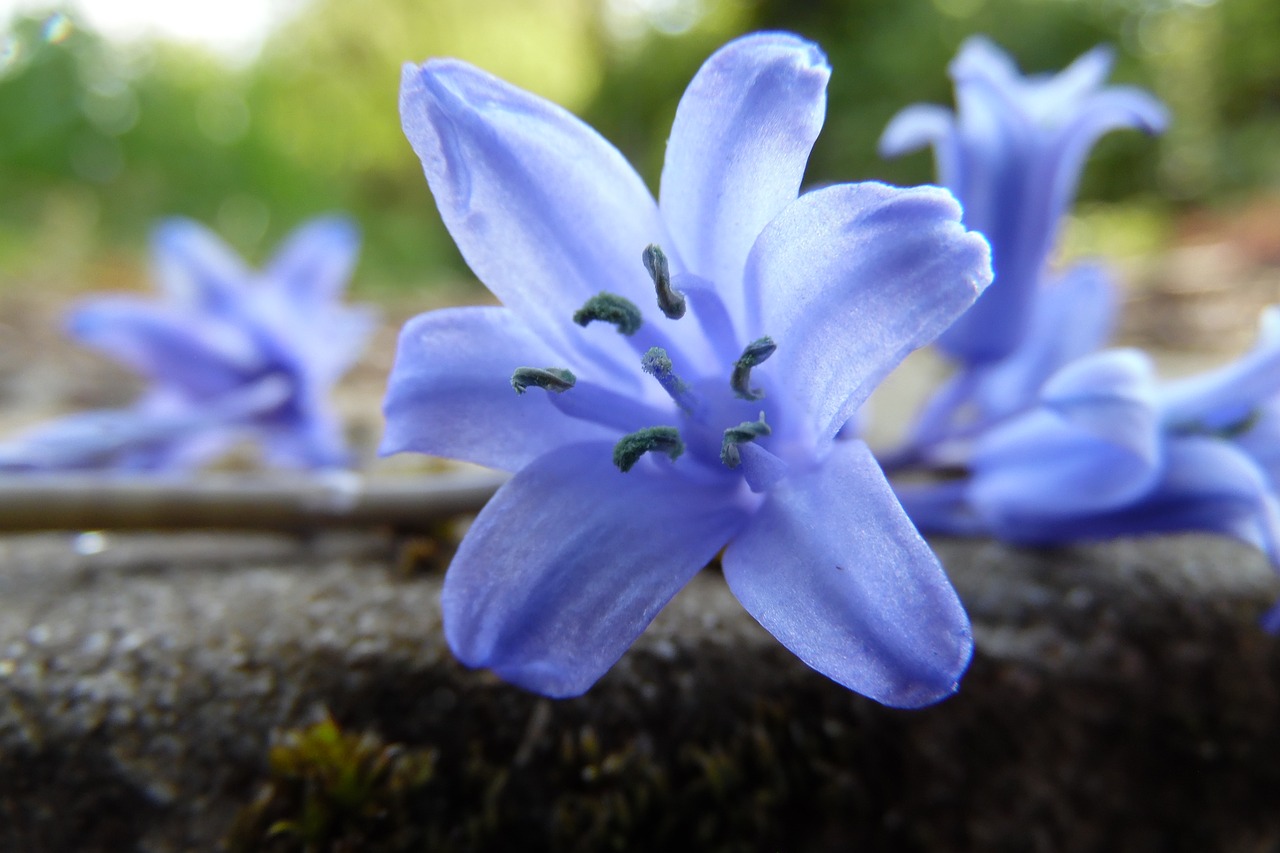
[1174,409,1262,440]
[511,367,576,395]
[573,293,642,336]
[730,336,776,401]
[721,412,772,468]
[613,426,684,472]
[643,244,686,320]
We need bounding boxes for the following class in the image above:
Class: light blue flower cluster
[882,40,1280,626]
[383,30,1280,705]
[384,33,993,707]
[0,217,373,472]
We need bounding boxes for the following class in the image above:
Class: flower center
[510,243,786,487]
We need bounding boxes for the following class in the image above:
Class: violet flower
[899,308,1280,626]
[384,33,993,706]
[886,261,1119,471]
[880,36,1166,365]
[0,217,373,472]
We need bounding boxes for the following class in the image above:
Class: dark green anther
[511,366,576,395]
[573,292,642,336]
[643,244,686,320]
[1174,409,1262,440]
[1220,409,1263,438]
[721,412,772,468]
[613,426,684,472]
[731,336,777,401]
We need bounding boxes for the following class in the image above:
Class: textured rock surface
[0,529,1278,852]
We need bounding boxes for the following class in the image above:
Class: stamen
[721,412,771,468]
[643,244,686,320]
[613,426,684,472]
[730,336,776,401]
[573,293,642,336]
[511,366,576,395]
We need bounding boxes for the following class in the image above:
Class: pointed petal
[0,377,289,472]
[745,182,991,444]
[1037,44,1114,110]
[380,306,615,472]
[399,59,665,366]
[0,409,194,471]
[659,32,829,327]
[721,439,972,708]
[264,216,361,304]
[948,36,1022,90]
[878,105,962,187]
[1044,85,1167,229]
[442,442,748,697]
[1161,306,1280,427]
[66,298,261,396]
[879,104,955,157]
[150,218,253,312]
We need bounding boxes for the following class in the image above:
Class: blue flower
[880,36,1166,365]
[0,217,374,472]
[899,308,1280,624]
[885,261,1119,471]
[384,33,993,706]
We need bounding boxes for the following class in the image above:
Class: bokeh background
[3,0,1277,296]
[1,0,1279,453]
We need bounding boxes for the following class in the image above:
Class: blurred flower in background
[0,216,374,471]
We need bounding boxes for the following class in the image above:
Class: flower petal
[264,216,361,305]
[722,439,973,708]
[745,182,991,445]
[1161,305,1280,427]
[970,349,1161,520]
[878,104,955,158]
[399,58,666,367]
[442,442,748,697]
[658,32,829,328]
[992,437,1280,564]
[150,218,253,312]
[1046,84,1168,212]
[380,306,615,472]
[66,298,262,396]
[0,408,197,471]
[0,376,289,472]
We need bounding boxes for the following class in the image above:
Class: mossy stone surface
[0,530,1278,851]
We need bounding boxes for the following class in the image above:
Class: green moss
[225,715,437,852]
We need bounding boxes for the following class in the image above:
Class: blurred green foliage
[0,0,1277,298]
